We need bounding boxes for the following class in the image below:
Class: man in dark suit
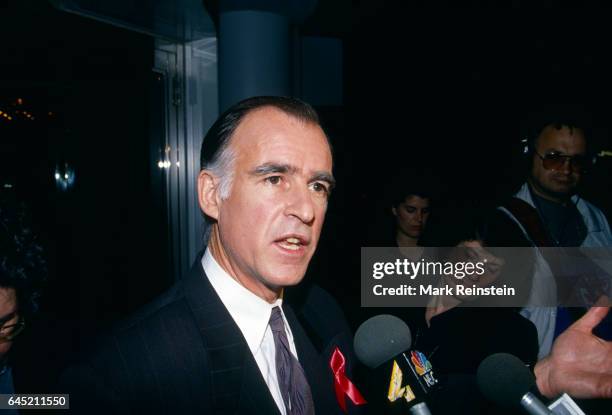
[64,96,363,414]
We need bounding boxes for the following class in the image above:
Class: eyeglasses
[0,315,25,343]
[534,151,591,173]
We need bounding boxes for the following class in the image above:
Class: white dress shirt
[202,249,299,415]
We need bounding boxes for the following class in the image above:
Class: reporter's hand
[456,240,504,299]
[425,240,504,324]
[535,301,612,399]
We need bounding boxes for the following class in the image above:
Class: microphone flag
[386,350,438,404]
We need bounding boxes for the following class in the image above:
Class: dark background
[2,0,612,391]
[1,0,166,388]
[329,1,612,317]
[348,1,612,229]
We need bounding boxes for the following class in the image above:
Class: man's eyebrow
[249,163,335,188]
[546,148,586,156]
[311,171,336,189]
[249,163,298,176]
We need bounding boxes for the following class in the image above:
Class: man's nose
[285,186,315,224]
[560,158,572,174]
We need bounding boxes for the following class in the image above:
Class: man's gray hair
[204,145,235,200]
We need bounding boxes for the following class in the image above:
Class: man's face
[0,287,18,359]
[393,195,430,239]
[201,107,333,301]
[529,125,587,202]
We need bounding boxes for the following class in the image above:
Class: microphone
[354,315,438,415]
[477,353,552,415]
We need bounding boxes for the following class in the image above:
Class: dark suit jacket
[63,258,360,414]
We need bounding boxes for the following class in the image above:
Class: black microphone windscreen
[477,353,536,407]
[353,314,412,369]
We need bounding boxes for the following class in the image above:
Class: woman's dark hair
[389,175,433,209]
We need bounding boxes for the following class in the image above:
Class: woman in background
[392,189,431,248]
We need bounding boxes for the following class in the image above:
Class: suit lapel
[181,260,279,415]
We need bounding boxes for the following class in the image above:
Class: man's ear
[198,170,221,220]
[391,206,397,217]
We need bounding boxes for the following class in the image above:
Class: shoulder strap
[504,198,611,306]
[503,197,553,247]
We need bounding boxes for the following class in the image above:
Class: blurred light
[157,160,164,169]
[176,161,180,167]
[599,150,612,157]
[17,98,23,105]
[3,183,13,189]
[48,112,54,116]
[54,163,76,191]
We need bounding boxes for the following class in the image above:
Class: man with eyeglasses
[506,119,612,357]
[470,114,612,413]
[0,292,25,395]
[527,123,595,236]
[0,192,46,402]
[479,112,612,350]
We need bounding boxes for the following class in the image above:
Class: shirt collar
[201,248,285,354]
[519,181,581,207]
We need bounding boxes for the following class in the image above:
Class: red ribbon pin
[329,346,367,413]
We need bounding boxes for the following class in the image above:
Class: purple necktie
[269,306,315,415]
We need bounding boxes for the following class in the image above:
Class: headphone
[520,137,531,157]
